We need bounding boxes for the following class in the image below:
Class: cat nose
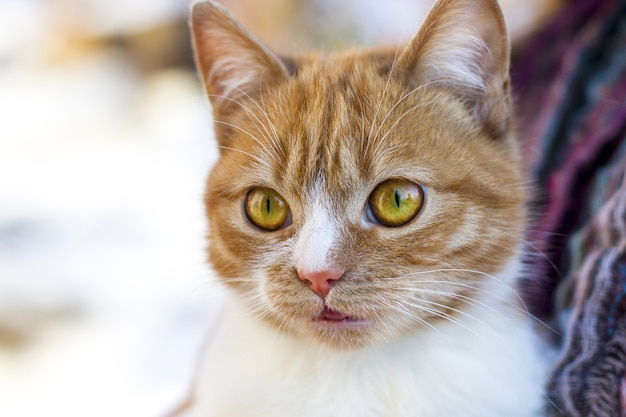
[297,268,344,298]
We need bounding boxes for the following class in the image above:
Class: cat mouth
[312,306,371,327]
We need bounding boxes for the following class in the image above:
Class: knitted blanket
[512,0,626,415]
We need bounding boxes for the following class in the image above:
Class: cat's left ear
[397,0,511,137]
[190,1,289,108]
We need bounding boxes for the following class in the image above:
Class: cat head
[191,0,526,349]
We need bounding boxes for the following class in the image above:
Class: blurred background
[0,0,562,416]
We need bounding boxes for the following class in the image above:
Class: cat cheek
[262,267,323,317]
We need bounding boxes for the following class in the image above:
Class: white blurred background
[0,0,562,416]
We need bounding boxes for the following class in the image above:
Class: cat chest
[190,301,543,417]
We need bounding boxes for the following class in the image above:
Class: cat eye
[368,179,424,227]
[245,187,290,231]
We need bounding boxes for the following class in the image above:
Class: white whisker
[398,297,479,335]
[208,92,283,160]
[365,45,402,155]
[384,299,440,333]
[233,85,283,157]
[375,268,559,335]
[399,287,507,320]
[217,145,272,169]
[371,99,433,158]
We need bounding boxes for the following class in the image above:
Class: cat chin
[304,316,430,351]
[255,299,384,349]
[307,324,378,350]
[299,305,422,350]
[305,307,377,349]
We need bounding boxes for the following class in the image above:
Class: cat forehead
[212,51,511,204]
[226,68,469,184]
[282,56,407,113]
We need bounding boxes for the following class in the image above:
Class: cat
[177,0,547,415]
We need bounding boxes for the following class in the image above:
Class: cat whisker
[221,277,260,284]
[186,285,225,304]
[392,284,519,321]
[216,145,273,169]
[233,85,284,156]
[386,270,559,336]
[208,93,283,160]
[370,82,435,149]
[401,267,525,301]
[371,100,434,158]
[486,228,565,282]
[240,291,275,321]
[408,295,486,329]
[369,78,452,156]
[396,297,480,336]
[365,45,403,155]
[407,286,559,394]
[362,266,526,314]
[236,289,298,344]
[213,119,279,162]
[409,273,529,317]
[354,91,367,154]
[521,240,564,280]
[383,300,440,334]
[208,93,272,134]
[210,89,278,133]
[398,287,508,321]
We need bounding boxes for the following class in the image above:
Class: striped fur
[181,0,547,415]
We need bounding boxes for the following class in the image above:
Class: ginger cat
[177,0,546,415]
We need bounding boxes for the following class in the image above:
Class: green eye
[369,179,424,227]
[245,188,289,231]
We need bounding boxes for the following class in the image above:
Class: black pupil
[265,196,271,213]
[394,189,400,208]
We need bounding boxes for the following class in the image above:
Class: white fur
[294,195,338,273]
[208,51,265,101]
[199,22,287,103]
[187,260,546,417]
[420,22,489,91]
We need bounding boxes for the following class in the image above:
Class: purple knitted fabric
[512,0,626,415]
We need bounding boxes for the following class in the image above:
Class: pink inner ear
[190,1,288,104]
[397,0,509,93]
[298,268,345,298]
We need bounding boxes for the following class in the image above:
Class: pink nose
[298,268,344,298]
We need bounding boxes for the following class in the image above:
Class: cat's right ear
[190,1,289,108]
[396,0,511,137]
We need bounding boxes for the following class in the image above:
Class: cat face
[192,0,526,349]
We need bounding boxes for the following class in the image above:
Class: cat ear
[190,1,289,107]
[396,0,511,136]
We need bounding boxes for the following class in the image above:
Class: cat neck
[190,256,544,417]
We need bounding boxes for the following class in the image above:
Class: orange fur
[191,0,526,350]
[174,1,549,416]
